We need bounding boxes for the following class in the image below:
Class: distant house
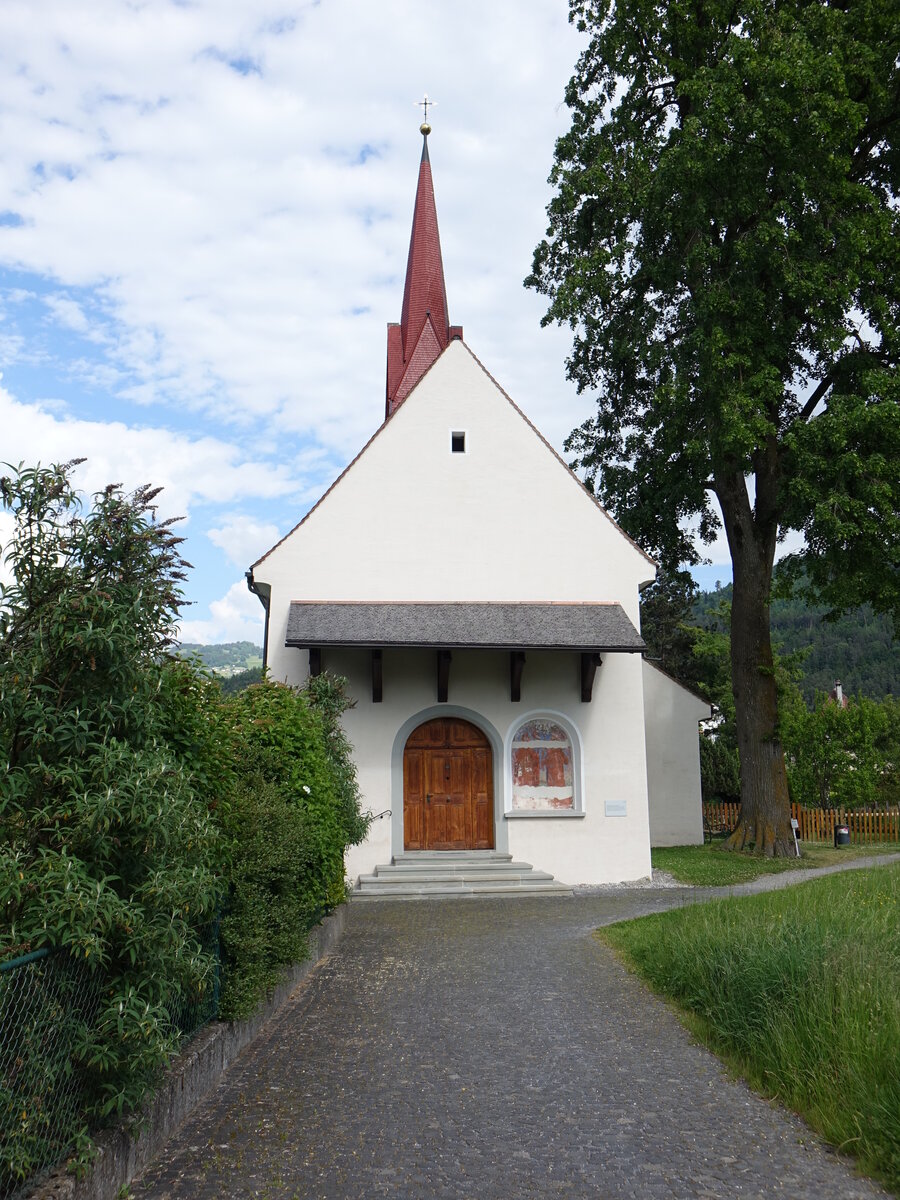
[247,130,709,889]
[829,680,850,709]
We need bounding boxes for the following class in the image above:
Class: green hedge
[0,463,370,1188]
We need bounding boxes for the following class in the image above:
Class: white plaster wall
[319,646,651,887]
[252,340,658,885]
[256,339,655,692]
[642,660,710,847]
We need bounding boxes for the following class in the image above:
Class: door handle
[426,793,431,804]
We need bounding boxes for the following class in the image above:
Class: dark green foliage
[0,464,372,1186]
[0,463,221,1125]
[219,665,263,695]
[216,779,313,1019]
[695,583,899,703]
[304,672,371,853]
[218,674,370,1018]
[638,570,703,688]
[157,655,236,817]
[0,951,100,1194]
[529,0,900,593]
[529,0,900,847]
[699,737,740,805]
[781,691,900,810]
[771,601,897,703]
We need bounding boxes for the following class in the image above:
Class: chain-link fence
[0,949,102,1200]
[1,921,221,1200]
[167,916,221,1044]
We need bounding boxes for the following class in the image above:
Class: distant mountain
[176,641,263,676]
[694,586,898,701]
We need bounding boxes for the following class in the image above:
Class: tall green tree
[528,0,900,854]
[0,463,221,1122]
[639,568,702,687]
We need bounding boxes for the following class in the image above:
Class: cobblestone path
[132,892,889,1199]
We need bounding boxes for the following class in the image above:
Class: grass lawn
[601,865,900,1194]
[652,840,900,886]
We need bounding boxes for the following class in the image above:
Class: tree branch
[799,376,833,422]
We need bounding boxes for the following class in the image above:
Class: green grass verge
[601,866,900,1194]
[652,840,900,886]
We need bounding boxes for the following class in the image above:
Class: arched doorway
[403,717,495,851]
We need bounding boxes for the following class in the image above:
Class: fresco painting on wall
[511,719,575,811]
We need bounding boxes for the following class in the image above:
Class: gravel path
[130,878,894,1200]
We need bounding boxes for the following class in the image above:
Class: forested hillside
[177,641,262,676]
[693,586,898,701]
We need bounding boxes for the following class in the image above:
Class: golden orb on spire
[416,94,435,137]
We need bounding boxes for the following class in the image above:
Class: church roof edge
[250,339,657,574]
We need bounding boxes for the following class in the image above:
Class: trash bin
[834,824,850,847]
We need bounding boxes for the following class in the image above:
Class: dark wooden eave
[437,649,452,703]
[581,653,603,703]
[510,650,526,702]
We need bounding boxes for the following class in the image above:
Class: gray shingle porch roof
[285,601,644,652]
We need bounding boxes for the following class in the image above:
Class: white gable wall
[253,340,657,886]
[643,660,711,847]
[258,342,653,689]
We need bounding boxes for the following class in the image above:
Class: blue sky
[0,0,732,644]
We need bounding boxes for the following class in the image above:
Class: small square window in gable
[451,431,466,454]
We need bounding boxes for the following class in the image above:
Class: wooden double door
[403,718,494,851]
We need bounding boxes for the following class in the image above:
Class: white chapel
[247,127,708,893]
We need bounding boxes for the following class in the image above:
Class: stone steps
[352,852,573,900]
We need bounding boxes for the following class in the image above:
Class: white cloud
[44,295,91,335]
[178,579,265,645]
[0,1,602,636]
[0,0,587,457]
[0,382,298,519]
[208,514,280,569]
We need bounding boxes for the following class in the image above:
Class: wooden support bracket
[510,650,526,702]
[372,649,383,703]
[437,649,452,703]
[581,652,602,702]
[308,647,322,678]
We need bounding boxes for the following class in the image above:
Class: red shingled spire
[385,132,462,418]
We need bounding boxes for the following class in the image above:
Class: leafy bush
[216,777,314,1019]
[781,691,900,809]
[699,736,741,804]
[1,463,373,1187]
[304,672,370,852]
[219,665,263,695]
[0,464,221,1131]
[231,677,368,897]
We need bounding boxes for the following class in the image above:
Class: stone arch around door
[390,707,507,859]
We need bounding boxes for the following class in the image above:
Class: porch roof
[285,601,644,652]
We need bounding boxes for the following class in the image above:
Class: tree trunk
[717,469,794,856]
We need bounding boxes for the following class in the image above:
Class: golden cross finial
[416,93,436,134]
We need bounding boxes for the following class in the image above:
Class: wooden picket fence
[703,801,741,837]
[702,801,900,843]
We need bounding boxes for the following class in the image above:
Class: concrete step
[352,879,574,900]
[353,852,573,900]
[371,861,540,877]
[391,851,513,864]
[358,869,557,885]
